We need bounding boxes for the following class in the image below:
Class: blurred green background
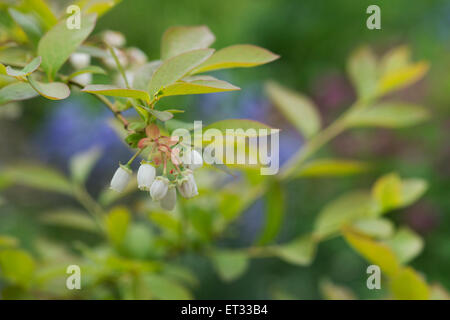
[0,0,449,299]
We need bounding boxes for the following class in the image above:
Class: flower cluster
[110,124,203,211]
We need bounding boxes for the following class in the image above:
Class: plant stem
[73,185,106,234]
[107,45,130,89]
[126,148,143,166]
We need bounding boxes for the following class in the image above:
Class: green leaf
[265,81,320,138]
[385,228,423,264]
[314,191,373,239]
[123,224,153,259]
[343,229,400,277]
[378,62,429,96]
[125,132,146,148]
[6,56,41,78]
[38,13,97,79]
[379,46,411,76]
[257,180,285,245]
[203,119,279,137]
[161,75,240,97]
[0,63,7,75]
[2,164,73,195]
[390,267,430,300]
[132,60,162,91]
[161,25,215,59]
[352,218,394,239]
[67,65,106,81]
[148,108,173,122]
[346,102,429,128]
[0,249,35,287]
[82,84,150,102]
[8,8,43,47]
[148,211,180,234]
[271,234,317,266]
[104,207,130,248]
[192,44,280,74]
[296,159,368,177]
[144,274,192,299]
[0,82,38,105]
[69,147,102,184]
[27,76,71,100]
[40,209,99,233]
[77,0,122,17]
[24,0,58,30]
[0,235,19,249]
[347,46,378,100]
[210,250,249,282]
[400,178,428,208]
[149,49,215,97]
[320,279,356,300]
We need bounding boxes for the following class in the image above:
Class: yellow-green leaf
[0,82,38,105]
[6,56,41,78]
[271,234,317,266]
[132,60,162,91]
[347,46,378,100]
[38,13,97,79]
[8,8,43,47]
[257,180,285,245]
[379,46,411,76]
[385,228,423,264]
[0,249,35,287]
[296,159,368,177]
[352,218,394,239]
[105,206,130,248]
[372,173,403,213]
[82,84,150,102]
[210,250,249,282]
[343,229,400,277]
[24,0,57,30]
[192,44,279,74]
[149,48,214,97]
[161,25,215,59]
[28,76,71,100]
[40,209,99,233]
[346,102,429,128]
[161,75,240,97]
[67,65,106,81]
[265,81,320,138]
[390,267,430,300]
[378,62,429,96]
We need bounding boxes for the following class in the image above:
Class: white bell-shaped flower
[103,30,126,47]
[177,171,198,198]
[150,176,169,201]
[181,149,203,170]
[69,52,90,69]
[160,186,176,211]
[110,165,132,193]
[137,162,156,191]
[72,73,92,86]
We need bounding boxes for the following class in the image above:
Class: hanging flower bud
[150,176,169,201]
[127,47,147,65]
[177,171,198,198]
[110,165,132,193]
[181,149,203,170]
[69,52,90,69]
[137,162,156,191]
[103,30,126,47]
[160,186,176,211]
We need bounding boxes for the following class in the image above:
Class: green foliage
[210,250,249,282]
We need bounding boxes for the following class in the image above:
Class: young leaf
[343,228,400,277]
[1,164,73,195]
[25,0,58,30]
[78,0,122,17]
[351,218,394,239]
[385,228,423,264]
[148,109,173,122]
[82,84,150,102]
[0,82,38,105]
[347,46,378,100]
[8,8,43,47]
[257,180,285,245]
[132,60,162,91]
[144,274,192,299]
[161,75,240,97]
[400,178,428,208]
[314,191,373,239]
[161,25,215,59]
[296,159,368,178]
[27,76,71,100]
[379,46,411,76]
[6,56,41,78]
[105,206,130,248]
[0,63,7,75]
[38,13,97,79]
[265,81,321,138]
[346,102,429,128]
[40,209,99,233]
[149,48,215,97]
[67,65,106,81]
[378,62,429,96]
[390,267,430,300]
[192,44,280,74]
[271,234,317,266]
[210,250,249,282]
[0,249,35,287]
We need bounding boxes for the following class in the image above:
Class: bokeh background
[0,0,449,299]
